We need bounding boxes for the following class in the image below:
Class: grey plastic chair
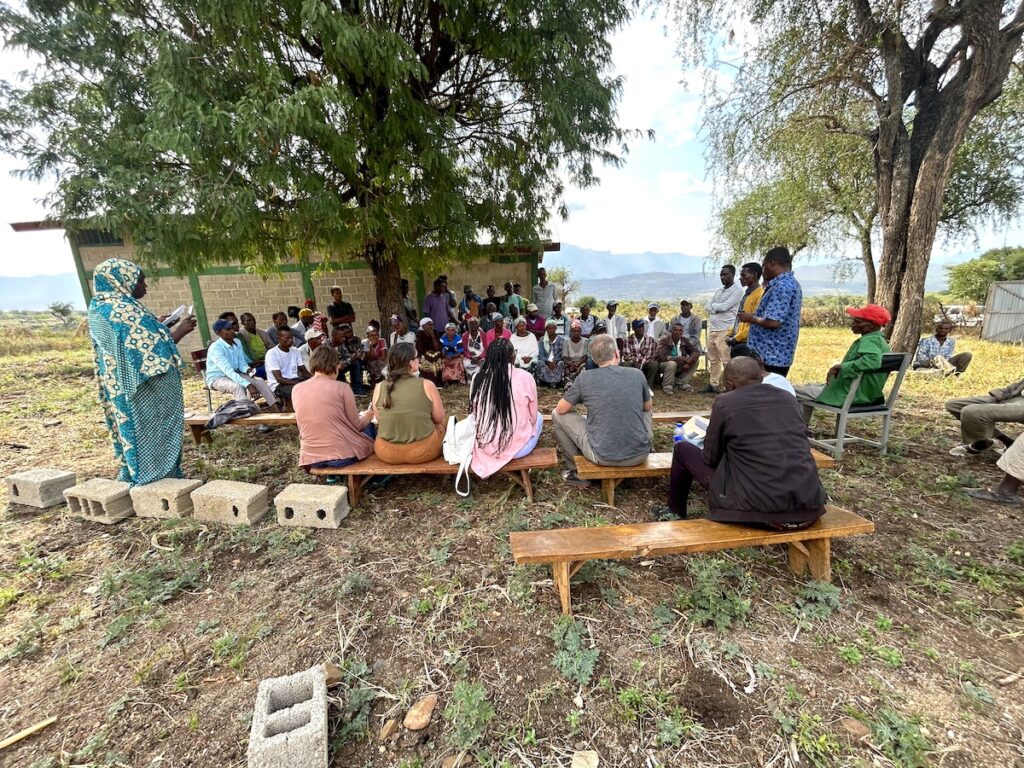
[805,352,911,461]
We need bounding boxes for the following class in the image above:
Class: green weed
[675,557,753,631]
[792,581,841,625]
[444,680,495,751]
[847,706,932,767]
[329,658,378,747]
[550,616,599,686]
[774,711,839,767]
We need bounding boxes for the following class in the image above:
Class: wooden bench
[543,410,708,425]
[575,449,837,506]
[510,505,874,614]
[186,412,297,445]
[309,448,558,506]
[188,411,709,446]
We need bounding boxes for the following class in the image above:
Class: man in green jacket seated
[794,304,892,423]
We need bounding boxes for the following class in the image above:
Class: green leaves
[0,0,634,311]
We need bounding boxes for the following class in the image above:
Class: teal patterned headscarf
[88,259,186,483]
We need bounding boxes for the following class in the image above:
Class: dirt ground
[1,323,1022,768]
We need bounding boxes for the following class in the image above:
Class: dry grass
[1,315,1023,768]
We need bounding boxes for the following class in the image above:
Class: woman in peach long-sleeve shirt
[293,345,375,469]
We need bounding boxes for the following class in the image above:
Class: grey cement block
[273,484,349,529]
[191,480,268,525]
[247,664,328,768]
[5,468,76,508]
[63,478,134,524]
[130,478,204,519]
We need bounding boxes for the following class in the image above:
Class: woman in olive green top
[370,342,447,464]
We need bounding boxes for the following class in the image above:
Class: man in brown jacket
[945,376,1024,457]
[651,357,827,528]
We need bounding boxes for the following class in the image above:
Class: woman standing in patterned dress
[87,259,196,485]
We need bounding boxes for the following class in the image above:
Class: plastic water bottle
[673,422,685,443]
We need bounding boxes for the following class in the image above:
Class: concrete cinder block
[273,484,349,529]
[247,664,328,768]
[63,478,134,524]
[191,480,268,525]
[130,478,204,519]
[5,468,76,508]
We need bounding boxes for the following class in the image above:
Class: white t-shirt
[265,346,303,392]
[763,372,796,396]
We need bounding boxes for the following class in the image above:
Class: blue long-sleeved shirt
[205,338,250,387]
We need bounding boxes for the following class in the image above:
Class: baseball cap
[648,302,659,310]
[593,320,607,331]
[304,328,324,342]
[298,308,314,318]
[631,319,646,329]
[846,304,891,326]
[526,303,538,312]
[606,300,618,307]
[514,316,528,326]
[419,317,434,329]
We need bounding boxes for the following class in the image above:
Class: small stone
[403,693,438,730]
[571,751,599,768]
[841,717,871,739]
[324,662,343,687]
[42,419,62,427]
[442,754,474,768]
[379,718,399,741]
[481,566,494,579]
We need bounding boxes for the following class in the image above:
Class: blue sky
[0,12,1021,279]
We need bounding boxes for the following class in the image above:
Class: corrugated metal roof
[982,281,1024,343]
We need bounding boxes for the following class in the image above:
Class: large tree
[0,0,634,322]
[716,83,1024,304]
[673,0,1024,350]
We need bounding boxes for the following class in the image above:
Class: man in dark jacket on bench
[652,357,827,529]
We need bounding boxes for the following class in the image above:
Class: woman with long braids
[467,337,542,478]
[370,342,447,464]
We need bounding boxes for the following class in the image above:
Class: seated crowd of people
[203,246,1018,524]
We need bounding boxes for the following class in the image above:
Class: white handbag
[442,414,477,497]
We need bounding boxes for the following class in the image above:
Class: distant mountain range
[0,242,955,310]
[546,243,952,301]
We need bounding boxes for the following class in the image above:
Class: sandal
[964,488,1020,506]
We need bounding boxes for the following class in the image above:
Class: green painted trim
[68,236,93,306]
[188,273,211,347]
[415,272,426,315]
[300,263,315,303]
[84,260,373,281]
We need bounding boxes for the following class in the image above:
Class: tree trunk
[365,242,403,329]
[858,226,876,304]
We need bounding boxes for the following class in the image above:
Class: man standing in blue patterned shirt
[738,247,803,376]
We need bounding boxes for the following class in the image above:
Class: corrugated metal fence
[983,280,1024,343]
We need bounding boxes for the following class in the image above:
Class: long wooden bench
[542,410,708,425]
[185,412,297,445]
[510,505,874,614]
[575,449,837,506]
[187,411,709,446]
[309,448,558,506]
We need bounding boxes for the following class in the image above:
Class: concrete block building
[11,222,557,355]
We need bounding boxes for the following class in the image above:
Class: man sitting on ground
[794,304,891,423]
[552,334,653,487]
[264,327,310,406]
[651,357,827,526]
[656,322,699,394]
[946,376,1024,457]
[915,321,972,375]
[623,318,660,389]
[206,318,279,409]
